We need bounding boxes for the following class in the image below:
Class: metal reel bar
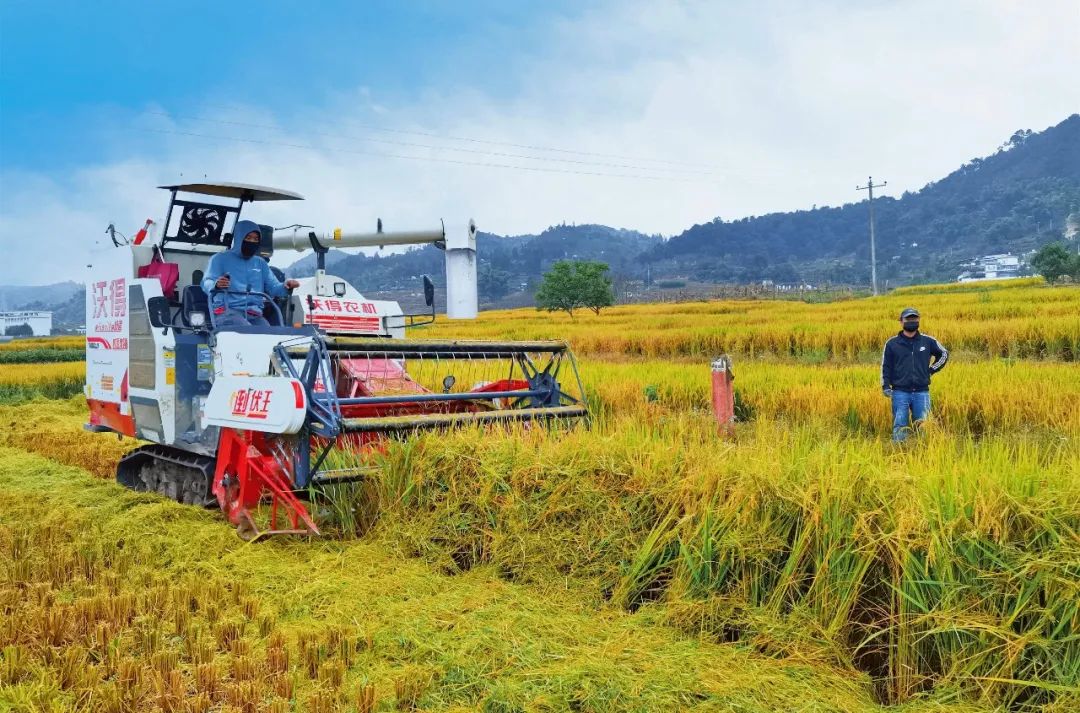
[341,404,588,433]
[322,338,570,354]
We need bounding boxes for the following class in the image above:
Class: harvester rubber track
[117,445,216,507]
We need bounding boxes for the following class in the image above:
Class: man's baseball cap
[900,307,920,320]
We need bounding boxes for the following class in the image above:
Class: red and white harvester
[86,183,588,538]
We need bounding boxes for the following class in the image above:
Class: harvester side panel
[85,233,135,434]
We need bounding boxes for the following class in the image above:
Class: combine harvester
[85,183,588,538]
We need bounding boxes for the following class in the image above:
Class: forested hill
[304,114,1079,295]
[648,114,1080,285]
[0,282,81,312]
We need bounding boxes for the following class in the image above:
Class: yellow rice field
[424,280,1080,360]
[0,335,83,351]
[0,362,85,387]
[2,280,1078,711]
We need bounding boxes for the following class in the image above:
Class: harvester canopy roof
[158,182,305,202]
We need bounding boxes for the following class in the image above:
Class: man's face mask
[240,238,259,258]
[903,320,920,332]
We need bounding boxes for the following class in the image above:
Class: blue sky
[1,1,575,169]
[1,1,1078,284]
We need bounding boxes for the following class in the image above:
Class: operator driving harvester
[85,182,588,538]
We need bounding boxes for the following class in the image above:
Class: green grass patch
[0,348,84,364]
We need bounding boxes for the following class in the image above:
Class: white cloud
[1,0,1077,284]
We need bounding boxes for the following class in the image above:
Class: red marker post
[711,355,735,436]
[133,218,154,245]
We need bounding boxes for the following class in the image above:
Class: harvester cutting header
[86,182,588,538]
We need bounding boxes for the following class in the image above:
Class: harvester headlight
[190,312,206,328]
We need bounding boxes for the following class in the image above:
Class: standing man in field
[880,307,949,442]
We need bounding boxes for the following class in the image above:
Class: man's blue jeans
[891,390,930,442]
[213,308,271,329]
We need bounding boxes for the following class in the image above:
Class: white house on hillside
[957,253,1023,282]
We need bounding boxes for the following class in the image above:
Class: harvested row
[0,448,898,713]
[0,398,132,477]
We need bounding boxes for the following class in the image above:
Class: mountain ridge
[307,114,1080,296]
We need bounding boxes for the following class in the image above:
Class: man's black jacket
[881,331,948,392]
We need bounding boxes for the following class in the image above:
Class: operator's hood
[231,219,261,256]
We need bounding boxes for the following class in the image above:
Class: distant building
[0,311,53,336]
[957,253,1023,282]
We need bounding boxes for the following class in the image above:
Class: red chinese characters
[304,298,381,333]
[92,278,127,322]
[309,299,377,314]
[230,388,272,419]
[92,281,109,319]
[111,278,126,317]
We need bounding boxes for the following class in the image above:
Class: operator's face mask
[240,238,260,258]
[903,320,920,332]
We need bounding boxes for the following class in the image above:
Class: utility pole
[856,176,887,295]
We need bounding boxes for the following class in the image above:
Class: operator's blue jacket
[201,220,288,315]
[881,331,949,392]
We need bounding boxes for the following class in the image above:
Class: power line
[197,101,722,170]
[856,176,887,296]
[134,126,726,184]
[145,111,718,176]
[333,117,722,170]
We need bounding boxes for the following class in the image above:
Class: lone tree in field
[535,260,615,317]
[1031,242,1080,284]
[3,323,33,337]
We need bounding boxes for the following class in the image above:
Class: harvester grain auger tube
[272,220,479,320]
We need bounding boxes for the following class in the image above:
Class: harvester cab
[85,182,588,539]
